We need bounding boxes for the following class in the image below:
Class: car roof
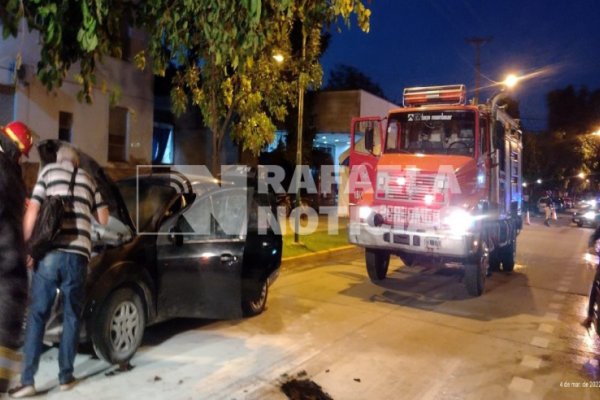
[117,172,246,197]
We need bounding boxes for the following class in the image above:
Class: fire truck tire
[465,242,489,297]
[366,249,390,281]
[489,249,501,272]
[500,240,516,272]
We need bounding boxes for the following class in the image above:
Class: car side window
[210,190,247,238]
[176,190,247,239]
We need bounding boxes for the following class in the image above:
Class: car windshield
[116,180,177,231]
[385,110,476,156]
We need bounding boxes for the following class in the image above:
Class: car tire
[91,288,146,365]
[242,280,268,317]
[500,240,516,272]
[577,221,584,227]
[366,249,390,281]
[464,241,489,297]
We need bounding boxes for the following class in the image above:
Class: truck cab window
[386,110,476,156]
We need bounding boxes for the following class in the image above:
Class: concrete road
[19,215,600,399]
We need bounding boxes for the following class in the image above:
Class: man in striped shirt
[10,145,109,398]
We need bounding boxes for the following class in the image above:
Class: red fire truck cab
[348,84,523,296]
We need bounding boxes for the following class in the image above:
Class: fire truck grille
[377,172,442,203]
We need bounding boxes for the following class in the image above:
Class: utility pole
[466,36,492,104]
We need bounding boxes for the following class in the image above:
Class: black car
[39,141,282,365]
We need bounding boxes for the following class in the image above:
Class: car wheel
[366,249,390,281]
[242,280,268,317]
[577,221,584,227]
[500,240,516,272]
[91,288,146,365]
[464,241,489,297]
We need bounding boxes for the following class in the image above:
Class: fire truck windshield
[385,110,476,156]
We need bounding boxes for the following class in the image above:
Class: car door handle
[221,254,237,263]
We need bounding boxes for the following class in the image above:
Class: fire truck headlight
[424,194,434,205]
[584,211,596,220]
[359,206,373,220]
[443,209,475,234]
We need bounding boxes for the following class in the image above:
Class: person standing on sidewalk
[10,145,109,398]
[0,122,33,397]
[541,191,554,226]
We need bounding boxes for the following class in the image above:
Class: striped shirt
[31,161,107,259]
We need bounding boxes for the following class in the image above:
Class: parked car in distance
[40,141,282,366]
[562,197,574,210]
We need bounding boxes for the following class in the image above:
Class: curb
[281,245,361,269]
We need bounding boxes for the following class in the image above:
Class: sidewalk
[280,214,358,265]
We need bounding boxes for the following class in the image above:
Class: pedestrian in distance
[9,145,109,398]
[541,190,554,227]
[0,122,33,398]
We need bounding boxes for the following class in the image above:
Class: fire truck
[347,84,523,296]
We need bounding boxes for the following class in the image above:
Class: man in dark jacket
[0,121,33,395]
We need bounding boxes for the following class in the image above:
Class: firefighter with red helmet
[0,121,32,394]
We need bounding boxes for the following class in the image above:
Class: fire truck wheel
[465,242,489,297]
[366,249,390,281]
[500,240,516,272]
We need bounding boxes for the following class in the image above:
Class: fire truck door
[349,117,384,203]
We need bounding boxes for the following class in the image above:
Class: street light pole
[294,27,307,244]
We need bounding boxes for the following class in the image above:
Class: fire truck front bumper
[347,222,479,259]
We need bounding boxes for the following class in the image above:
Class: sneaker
[8,385,36,398]
[59,377,77,392]
[581,316,593,329]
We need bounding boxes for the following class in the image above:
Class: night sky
[320,0,600,131]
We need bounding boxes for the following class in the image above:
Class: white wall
[359,90,400,119]
[0,21,153,166]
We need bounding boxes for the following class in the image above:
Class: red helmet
[1,121,33,156]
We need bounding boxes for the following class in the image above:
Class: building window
[0,85,15,125]
[108,106,128,162]
[58,112,73,142]
[152,123,174,164]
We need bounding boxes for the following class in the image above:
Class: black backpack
[28,168,77,261]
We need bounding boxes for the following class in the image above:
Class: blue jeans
[21,251,87,386]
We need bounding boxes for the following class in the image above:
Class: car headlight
[584,211,596,219]
[443,208,476,234]
[359,206,373,220]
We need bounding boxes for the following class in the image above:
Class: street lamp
[489,73,521,111]
[536,179,542,184]
[271,47,306,244]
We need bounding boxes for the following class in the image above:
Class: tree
[325,63,386,99]
[523,85,600,194]
[1,1,372,172]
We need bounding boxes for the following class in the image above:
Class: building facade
[0,20,154,185]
